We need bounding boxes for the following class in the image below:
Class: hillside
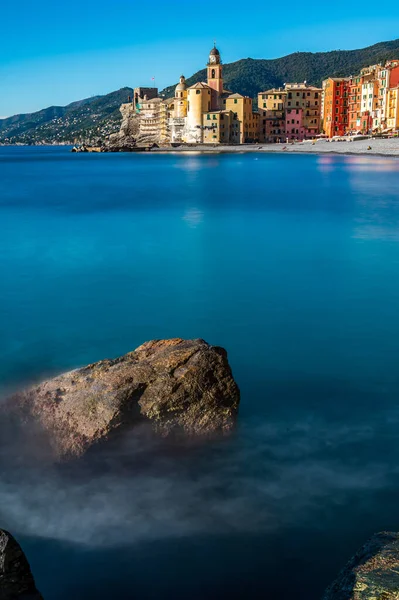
[161,38,399,98]
[1,38,399,145]
[0,88,133,145]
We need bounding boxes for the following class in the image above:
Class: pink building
[285,108,305,140]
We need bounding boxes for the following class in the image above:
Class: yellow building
[186,82,212,142]
[258,89,287,111]
[202,110,240,143]
[133,45,259,146]
[224,94,258,143]
[174,75,188,118]
[387,87,399,130]
[257,88,287,142]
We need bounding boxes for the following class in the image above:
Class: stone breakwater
[4,338,240,460]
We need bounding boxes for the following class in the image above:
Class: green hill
[1,38,399,145]
[161,38,399,99]
[0,88,132,145]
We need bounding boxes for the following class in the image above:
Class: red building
[322,77,351,137]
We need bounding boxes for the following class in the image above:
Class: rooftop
[188,82,212,90]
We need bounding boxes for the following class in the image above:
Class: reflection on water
[2,148,399,599]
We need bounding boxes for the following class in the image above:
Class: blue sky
[1,0,399,117]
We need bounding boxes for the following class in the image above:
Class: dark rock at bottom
[0,530,43,600]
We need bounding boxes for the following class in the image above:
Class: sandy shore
[152,137,399,157]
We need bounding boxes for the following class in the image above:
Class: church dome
[210,46,220,56]
[175,75,186,92]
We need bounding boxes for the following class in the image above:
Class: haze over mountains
[1,38,399,145]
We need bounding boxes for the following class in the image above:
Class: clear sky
[2,0,399,118]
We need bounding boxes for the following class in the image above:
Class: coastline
[150,137,399,158]
[2,138,399,159]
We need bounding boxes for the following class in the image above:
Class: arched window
[211,69,215,78]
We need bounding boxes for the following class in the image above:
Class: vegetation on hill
[0,88,132,145]
[161,38,399,98]
[1,38,399,145]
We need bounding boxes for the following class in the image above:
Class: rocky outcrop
[103,103,140,151]
[0,530,42,599]
[323,532,399,599]
[6,339,240,460]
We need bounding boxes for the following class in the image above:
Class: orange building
[348,76,363,133]
[322,77,350,137]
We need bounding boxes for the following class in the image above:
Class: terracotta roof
[188,82,212,90]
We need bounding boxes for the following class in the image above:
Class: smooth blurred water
[1,147,399,599]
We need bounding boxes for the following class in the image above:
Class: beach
[152,136,399,156]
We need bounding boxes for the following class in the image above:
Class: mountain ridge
[1,38,399,145]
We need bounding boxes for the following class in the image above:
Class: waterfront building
[224,94,259,143]
[258,83,321,141]
[286,83,321,137]
[202,110,240,143]
[322,77,350,137]
[130,47,399,145]
[385,61,399,131]
[132,46,258,145]
[387,87,399,130]
[348,75,363,133]
[358,65,379,133]
[258,88,287,142]
[133,87,158,113]
[322,60,399,136]
[131,46,259,146]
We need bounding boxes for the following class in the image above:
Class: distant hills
[161,38,399,99]
[0,88,133,145]
[2,38,399,145]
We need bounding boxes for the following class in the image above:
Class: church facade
[133,46,259,145]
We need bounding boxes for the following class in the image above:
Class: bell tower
[207,45,223,97]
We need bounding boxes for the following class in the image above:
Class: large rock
[323,532,399,599]
[0,530,42,599]
[103,103,140,151]
[6,339,240,460]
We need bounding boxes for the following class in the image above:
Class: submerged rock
[0,530,42,599]
[323,532,399,599]
[6,339,240,460]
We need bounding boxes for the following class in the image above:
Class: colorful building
[348,76,363,133]
[224,94,259,143]
[258,83,321,141]
[322,77,350,137]
[202,110,240,144]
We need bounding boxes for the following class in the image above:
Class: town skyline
[2,0,399,118]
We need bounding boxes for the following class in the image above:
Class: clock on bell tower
[207,45,223,97]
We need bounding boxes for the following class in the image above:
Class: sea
[1,146,399,599]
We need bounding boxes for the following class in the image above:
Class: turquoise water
[2,147,399,598]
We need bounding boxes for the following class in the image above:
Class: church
[132,46,259,145]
